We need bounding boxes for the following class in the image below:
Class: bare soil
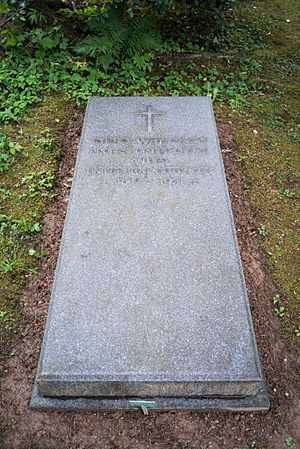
[0,112,299,449]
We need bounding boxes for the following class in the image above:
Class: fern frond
[75,35,114,57]
[76,8,161,69]
[126,17,161,56]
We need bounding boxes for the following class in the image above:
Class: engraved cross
[135,105,165,132]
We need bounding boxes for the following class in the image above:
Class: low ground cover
[0,0,299,447]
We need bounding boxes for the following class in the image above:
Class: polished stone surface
[33,97,266,405]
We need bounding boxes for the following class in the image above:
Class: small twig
[141,405,149,416]
[255,77,283,85]
[0,16,13,31]
[181,52,245,59]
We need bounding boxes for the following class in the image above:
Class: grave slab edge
[30,381,270,411]
[34,97,95,384]
[208,102,263,382]
[36,378,262,398]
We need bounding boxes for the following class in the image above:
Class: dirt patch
[0,113,299,449]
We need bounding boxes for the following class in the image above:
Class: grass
[0,96,75,362]
[215,0,300,340]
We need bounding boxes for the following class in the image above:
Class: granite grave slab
[31,97,269,410]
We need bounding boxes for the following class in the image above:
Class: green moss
[228,112,299,330]
[0,94,75,362]
[214,0,299,341]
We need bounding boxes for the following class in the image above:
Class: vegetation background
[0,1,299,448]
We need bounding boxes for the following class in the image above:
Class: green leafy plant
[285,436,295,448]
[35,127,54,150]
[27,8,47,25]
[0,55,45,122]
[0,214,41,274]
[0,309,15,332]
[0,309,10,323]
[75,6,161,70]
[272,294,280,304]
[271,293,287,319]
[257,224,267,237]
[16,171,55,200]
[237,154,246,164]
[288,125,300,144]
[279,189,296,198]
[0,187,13,199]
[0,132,22,172]
[274,306,285,318]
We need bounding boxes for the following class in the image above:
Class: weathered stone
[30,383,269,411]
[31,97,268,410]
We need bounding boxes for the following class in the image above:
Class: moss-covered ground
[216,0,299,340]
[0,96,75,362]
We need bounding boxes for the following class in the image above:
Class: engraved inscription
[85,166,211,185]
[90,146,208,156]
[85,135,212,186]
[133,157,167,164]
[90,148,208,156]
[94,137,208,144]
[86,167,211,175]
